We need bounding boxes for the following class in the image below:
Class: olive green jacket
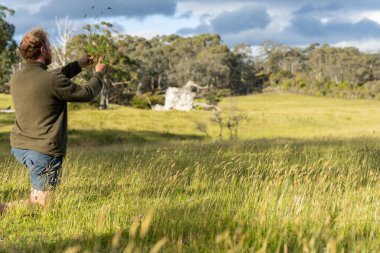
[10,61,103,156]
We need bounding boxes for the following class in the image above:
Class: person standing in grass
[0,28,107,212]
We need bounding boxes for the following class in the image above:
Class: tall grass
[1,139,380,252]
[1,93,380,251]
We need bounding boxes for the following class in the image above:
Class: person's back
[11,61,69,156]
[0,27,107,212]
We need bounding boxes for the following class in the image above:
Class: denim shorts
[11,148,63,191]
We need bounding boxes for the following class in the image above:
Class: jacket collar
[24,60,48,70]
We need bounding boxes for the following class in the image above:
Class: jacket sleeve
[51,61,82,79]
[53,72,104,102]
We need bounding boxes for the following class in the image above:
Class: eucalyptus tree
[230,44,259,94]
[0,4,17,87]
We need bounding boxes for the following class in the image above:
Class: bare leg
[30,188,53,206]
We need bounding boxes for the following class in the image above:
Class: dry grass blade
[140,211,154,238]
[149,237,169,253]
[63,246,81,253]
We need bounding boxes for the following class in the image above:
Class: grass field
[1,93,380,252]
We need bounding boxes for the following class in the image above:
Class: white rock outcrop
[153,87,195,111]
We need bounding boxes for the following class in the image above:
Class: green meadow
[1,92,380,252]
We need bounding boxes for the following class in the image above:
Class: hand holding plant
[95,56,107,74]
[78,54,94,68]
[81,6,114,65]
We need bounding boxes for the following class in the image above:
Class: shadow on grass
[0,199,235,253]
[68,129,205,146]
[0,128,205,152]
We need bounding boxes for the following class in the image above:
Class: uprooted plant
[81,6,114,64]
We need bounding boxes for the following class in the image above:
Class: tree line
[2,3,380,104]
[65,28,262,102]
[0,5,17,92]
[259,41,380,99]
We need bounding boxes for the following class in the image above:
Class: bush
[218,89,232,97]
[131,95,151,109]
[0,84,10,94]
[296,78,307,89]
[338,81,350,90]
[269,70,293,85]
[149,95,165,106]
[131,94,165,109]
[280,79,292,89]
[205,89,221,106]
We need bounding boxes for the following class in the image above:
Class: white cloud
[176,1,251,18]
[332,39,380,53]
[2,0,51,14]
[110,14,199,38]
[266,7,294,32]
[360,11,380,24]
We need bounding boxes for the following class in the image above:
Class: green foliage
[65,33,264,104]
[258,42,380,99]
[296,79,307,89]
[130,95,151,109]
[0,4,17,85]
[81,22,113,64]
[74,6,116,66]
[149,94,165,106]
[205,89,221,105]
[280,79,292,89]
[130,94,165,109]
[338,80,349,90]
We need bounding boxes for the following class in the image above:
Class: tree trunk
[136,82,142,95]
[99,86,109,110]
[151,77,155,94]
[157,74,162,90]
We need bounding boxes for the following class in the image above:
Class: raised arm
[53,72,104,102]
[52,61,82,79]
[51,55,94,79]
[53,58,107,102]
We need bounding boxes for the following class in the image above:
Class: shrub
[149,95,165,106]
[217,89,232,97]
[205,89,221,106]
[0,84,10,94]
[338,81,350,90]
[131,94,165,109]
[280,79,292,89]
[296,78,307,89]
[131,95,151,109]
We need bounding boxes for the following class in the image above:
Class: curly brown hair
[18,28,49,60]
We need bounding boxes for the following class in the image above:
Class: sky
[2,0,380,52]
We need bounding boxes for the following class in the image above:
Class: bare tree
[211,111,224,140]
[51,17,78,69]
